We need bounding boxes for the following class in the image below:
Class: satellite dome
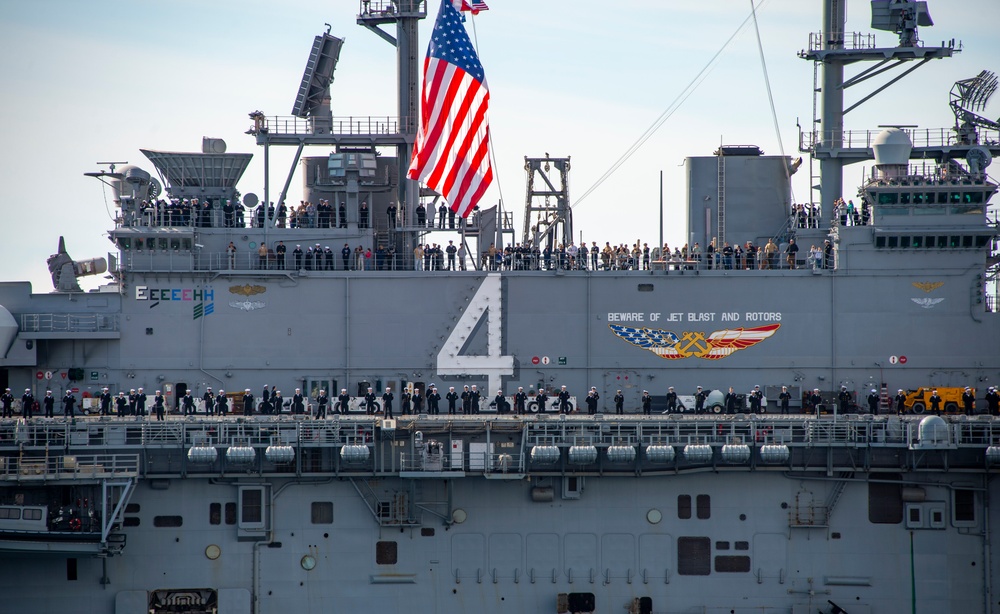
[872,128,913,166]
[915,415,951,448]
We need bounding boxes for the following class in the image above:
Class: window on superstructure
[125,503,140,513]
[210,502,221,525]
[950,192,962,204]
[153,515,183,528]
[734,541,749,551]
[868,478,903,524]
[240,488,263,524]
[677,495,692,519]
[912,236,923,248]
[900,236,910,248]
[696,495,711,519]
[123,517,140,527]
[225,502,236,525]
[963,236,973,248]
[311,502,333,524]
[900,193,911,204]
[887,237,899,248]
[954,489,976,524]
[677,537,711,575]
[714,555,751,573]
[376,541,398,565]
[23,508,41,521]
[878,193,898,205]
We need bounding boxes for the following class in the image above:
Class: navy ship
[1,1,999,612]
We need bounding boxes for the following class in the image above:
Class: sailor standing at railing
[23,389,36,420]
[1,388,14,418]
[98,388,111,417]
[316,390,328,419]
[382,387,394,419]
[215,391,228,416]
[154,391,166,421]
[242,389,254,416]
[62,390,77,419]
[44,390,55,418]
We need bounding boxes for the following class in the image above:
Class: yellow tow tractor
[902,387,971,414]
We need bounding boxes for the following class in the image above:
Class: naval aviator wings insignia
[911,297,945,309]
[229,284,266,296]
[609,323,780,360]
[912,281,944,293]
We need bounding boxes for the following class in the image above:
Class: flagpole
[658,170,664,266]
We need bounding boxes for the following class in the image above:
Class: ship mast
[801,0,957,223]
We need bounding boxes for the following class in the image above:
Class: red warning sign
[531,356,540,365]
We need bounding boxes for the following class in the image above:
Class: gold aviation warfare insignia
[229,284,266,297]
[912,281,944,293]
[609,323,780,360]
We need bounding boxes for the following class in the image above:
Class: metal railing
[804,31,878,53]
[0,453,139,480]
[260,115,414,136]
[2,417,999,454]
[800,127,1000,152]
[20,313,120,334]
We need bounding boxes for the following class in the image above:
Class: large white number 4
[436,273,514,394]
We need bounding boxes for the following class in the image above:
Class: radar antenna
[950,70,1000,145]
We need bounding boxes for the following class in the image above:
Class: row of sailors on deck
[9,386,995,420]
[131,198,482,231]
[482,237,834,271]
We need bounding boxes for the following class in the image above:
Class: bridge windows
[874,232,990,249]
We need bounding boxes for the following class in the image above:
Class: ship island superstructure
[1,1,1000,613]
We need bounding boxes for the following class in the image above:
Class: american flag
[407,0,492,218]
[458,0,490,13]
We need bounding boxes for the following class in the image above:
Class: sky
[1,0,998,292]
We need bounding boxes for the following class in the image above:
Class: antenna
[95,161,129,174]
[950,70,1000,145]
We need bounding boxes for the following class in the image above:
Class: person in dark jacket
[44,390,56,418]
[867,389,879,415]
[962,387,976,416]
[382,387,394,419]
[316,390,328,419]
[725,387,741,414]
[154,391,166,421]
[292,389,305,415]
[535,390,548,414]
[62,391,77,419]
[215,391,228,416]
[243,389,255,416]
[614,390,624,415]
